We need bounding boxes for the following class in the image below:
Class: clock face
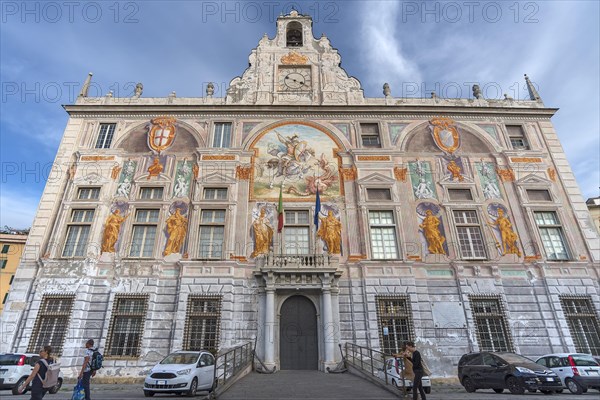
[279,67,311,91]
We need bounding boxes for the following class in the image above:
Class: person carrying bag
[18,346,59,400]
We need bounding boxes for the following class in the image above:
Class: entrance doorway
[279,295,318,370]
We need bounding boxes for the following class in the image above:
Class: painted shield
[430,117,460,154]
[148,117,176,153]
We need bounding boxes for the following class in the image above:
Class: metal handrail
[344,342,408,397]
[212,341,254,397]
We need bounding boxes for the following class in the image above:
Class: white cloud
[0,189,40,229]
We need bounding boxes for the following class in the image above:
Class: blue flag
[314,187,321,230]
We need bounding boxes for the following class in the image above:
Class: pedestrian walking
[404,341,427,400]
[78,340,96,400]
[18,345,54,400]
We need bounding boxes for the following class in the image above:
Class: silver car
[377,357,432,394]
[0,353,63,395]
[535,353,600,394]
[143,351,216,397]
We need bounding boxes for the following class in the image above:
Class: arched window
[286,22,303,47]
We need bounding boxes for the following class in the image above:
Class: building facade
[2,12,600,379]
[587,197,600,235]
[0,233,28,313]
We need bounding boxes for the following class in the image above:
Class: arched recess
[278,295,319,370]
[113,120,205,153]
[399,120,502,154]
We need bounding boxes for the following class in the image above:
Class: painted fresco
[487,202,522,257]
[115,160,137,197]
[173,159,193,198]
[409,160,437,199]
[388,123,408,146]
[416,202,448,256]
[476,161,502,199]
[252,123,340,199]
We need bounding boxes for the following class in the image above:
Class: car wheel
[493,388,504,393]
[143,390,155,397]
[462,377,477,393]
[424,387,431,394]
[566,378,583,395]
[12,377,27,395]
[187,378,198,397]
[507,376,525,395]
[48,378,63,394]
[555,389,563,394]
[540,389,553,394]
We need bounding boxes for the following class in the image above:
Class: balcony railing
[264,252,332,268]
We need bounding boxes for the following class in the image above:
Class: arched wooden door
[279,295,318,370]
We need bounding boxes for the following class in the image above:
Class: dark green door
[279,295,318,370]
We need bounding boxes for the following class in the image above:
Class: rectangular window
[376,296,414,354]
[448,189,474,201]
[360,123,381,148]
[62,209,94,257]
[28,295,75,355]
[507,125,530,150]
[77,187,100,200]
[560,296,600,356]
[367,188,392,201]
[284,211,310,255]
[534,211,570,260]
[527,189,552,202]
[199,210,226,259]
[95,123,116,149]
[106,295,148,358]
[9,275,14,284]
[212,123,232,148]
[129,209,159,258]
[183,296,222,353]
[2,293,7,304]
[139,187,164,200]
[453,210,486,259]
[369,211,399,259]
[470,295,513,352]
[1,244,10,253]
[203,188,228,200]
[0,260,6,269]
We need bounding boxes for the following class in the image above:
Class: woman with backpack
[18,345,54,399]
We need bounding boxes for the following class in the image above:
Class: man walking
[78,339,96,400]
[404,341,426,400]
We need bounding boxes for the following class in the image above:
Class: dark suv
[458,352,563,394]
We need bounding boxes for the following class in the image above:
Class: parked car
[458,352,562,394]
[0,353,63,395]
[535,353,600,394]
[143,351,216,397]
[377,356,432,394]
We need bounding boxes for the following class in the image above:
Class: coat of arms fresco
[252,123,340,199]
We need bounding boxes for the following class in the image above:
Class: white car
[377,357,432,394]
[143,351,216,397]
[535,353,600,394]
[0,353,63,395]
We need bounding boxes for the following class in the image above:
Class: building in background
[587,197,600,234]
[0,232,28,314]
[1,11,599,379]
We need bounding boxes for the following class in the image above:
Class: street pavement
[7,371,598,400]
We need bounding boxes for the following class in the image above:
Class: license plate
[156,380,167,385]
[546,377,554,381]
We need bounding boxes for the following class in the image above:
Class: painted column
[322,287,335,368]
[264,287,276,366]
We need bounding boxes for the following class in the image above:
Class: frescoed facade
[2,11,599,380]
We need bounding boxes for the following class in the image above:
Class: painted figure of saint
[419,210,446,255]
[317,211,342,254]
[173,175,189,198]
[164,208,188,256]
[116,177,132,197]
[491,209,521,256]
[251,208,273,258]
[414,178,435,199]
[147,157,163,179]
[101,209,128,253]
[483,180,501,199]
[447,160,464,182]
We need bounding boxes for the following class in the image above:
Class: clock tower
[225,10,364,105]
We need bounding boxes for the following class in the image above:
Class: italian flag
[277,184,284,233]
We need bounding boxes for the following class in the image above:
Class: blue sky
[1,0,599,229]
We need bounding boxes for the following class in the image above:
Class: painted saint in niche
[317,210,342,254]
[101,209,128,253]
[164,208,188,256]
[419,210,446,255]
[488,208,521,257]
[251,207,274,258]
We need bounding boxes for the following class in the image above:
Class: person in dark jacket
[18,345,53,400]
[404,341,426,400]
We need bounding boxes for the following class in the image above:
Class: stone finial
[504,93,514,101]
[383,83,391,97]
[431,92,438,99]
[524,74,542,102]
[78,72,93,97]
[133,83,143,98]
[206,82,215,98]
[169,91,176,98]
[106,90,113,98]
[472,84,483,99]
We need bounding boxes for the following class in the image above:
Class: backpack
[89,348,103,371]
[37,359,61,389]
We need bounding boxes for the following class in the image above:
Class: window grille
[376,296,415,354]
[106,294,148,358]
[183,295,222,354]
[470,295,513,352]
[28,295,75,355]
[560,295,600,355]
